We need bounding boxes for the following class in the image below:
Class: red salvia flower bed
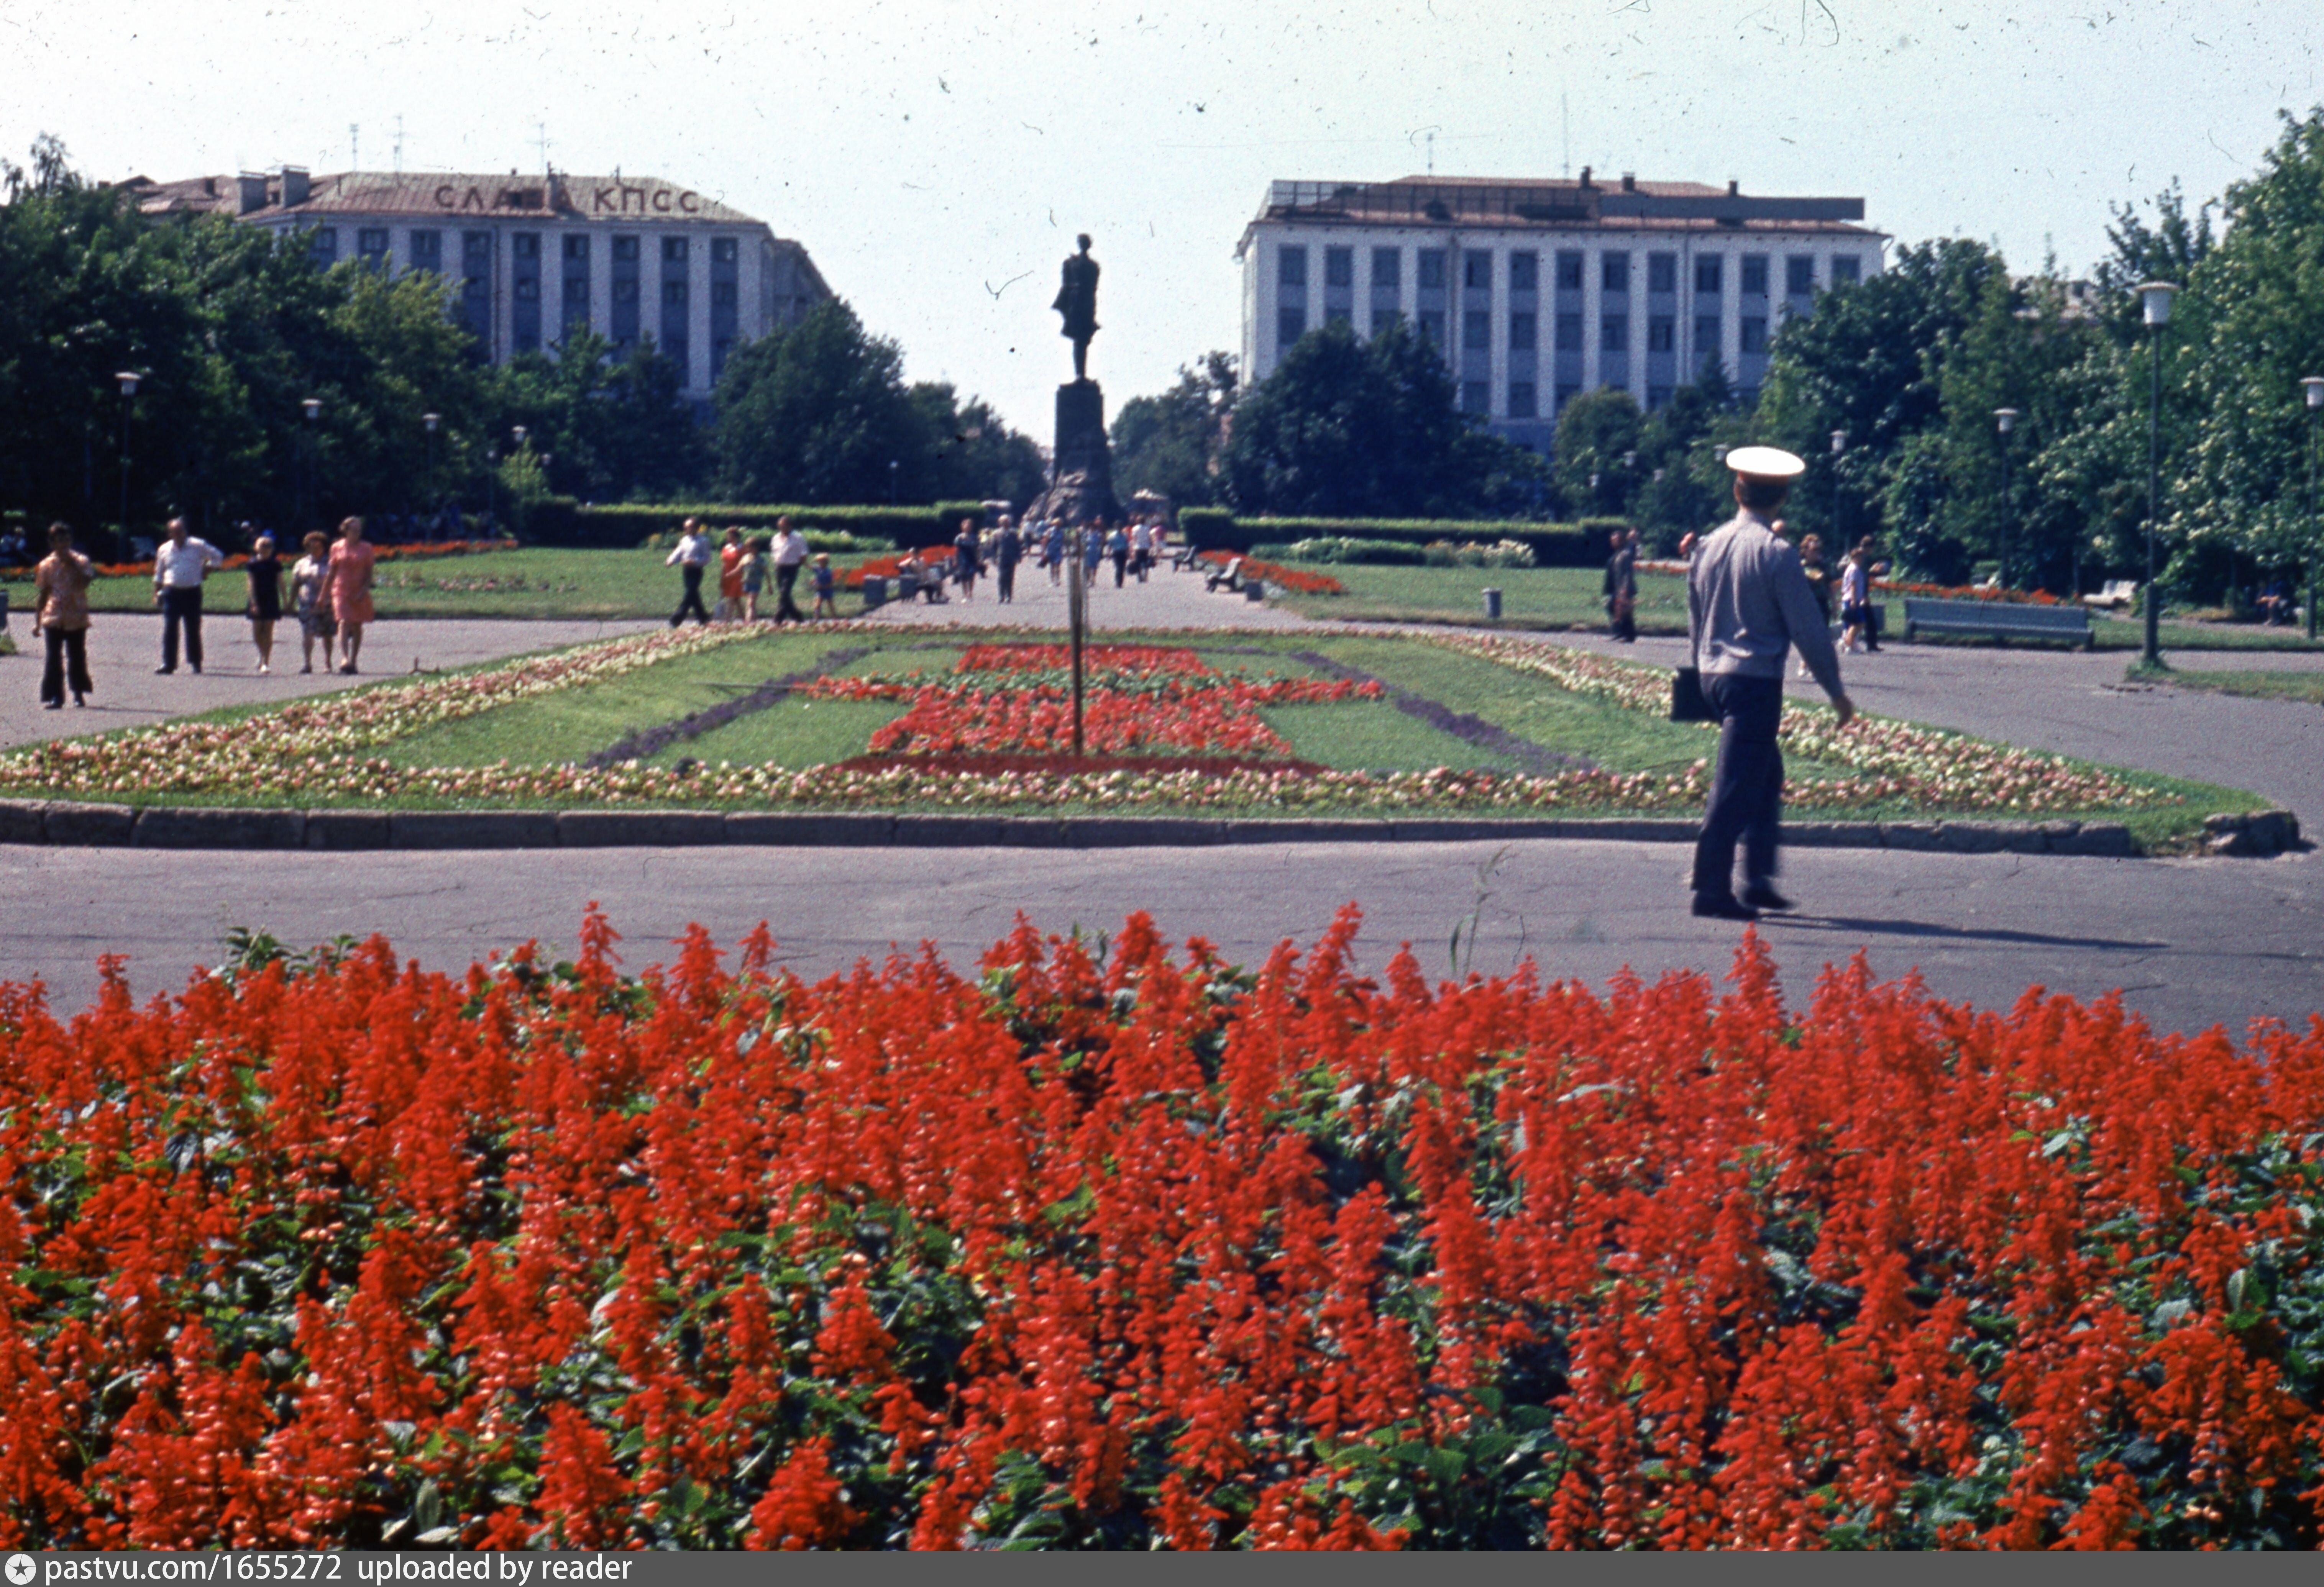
[1195,551,1346,596]
[4,916,2323,1549]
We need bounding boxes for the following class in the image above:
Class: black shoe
[1692,894,1760,921]
[190,663,202,674]
[42,700,61,711]
[1740,884,1796,912]
[154,666,174,675]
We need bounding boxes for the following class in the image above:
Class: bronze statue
[1054,233,1099,381]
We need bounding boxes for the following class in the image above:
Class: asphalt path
[2,604,2321,1037]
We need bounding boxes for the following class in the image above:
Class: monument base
[1023,379,1124,528]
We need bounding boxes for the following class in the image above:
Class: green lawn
[1273,564,1679,633]
[0,547,896,621]
[2151,666,2324,702]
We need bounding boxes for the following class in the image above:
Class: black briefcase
[1670,667,1715,723]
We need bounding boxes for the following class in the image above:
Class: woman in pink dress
[327,516,377,674]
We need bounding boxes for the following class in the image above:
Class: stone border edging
[0,798,2276,857]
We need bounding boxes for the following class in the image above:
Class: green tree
[491,331,703,504]
[1551,387,1644,519]
[908,382,1047,505]
[711,299,923,503]
[1220,320,1539,516]
[1111,351,1237,507]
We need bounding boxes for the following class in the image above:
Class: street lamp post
[1830,429,1846,547]
[1994,408,2019,589]
[116,372,141,558]
[2304,377,2324,641]
[888,459,900,507]
[1066,522,1087,757]
[2137,282,2178,667]
[422,413,441,525]
[302,397,322,537]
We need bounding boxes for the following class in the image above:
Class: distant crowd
[885,513,1173,608]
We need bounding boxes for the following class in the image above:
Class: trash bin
[1483,587,1503,620]
[1243,580,1265,602]
[860,575,887,610]
[0,588,10,630]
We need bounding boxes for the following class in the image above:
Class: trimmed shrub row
[534,501,1006,550]
[1177,510,1624,567]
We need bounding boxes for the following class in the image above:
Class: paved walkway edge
[0,798,2260,857]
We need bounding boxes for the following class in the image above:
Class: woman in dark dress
[953,518,981,603]
[245,534,284,674]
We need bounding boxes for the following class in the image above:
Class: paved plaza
[0,593,2320,1039]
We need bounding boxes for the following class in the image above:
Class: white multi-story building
[1236,174,1885,452]
[128,167,831,402]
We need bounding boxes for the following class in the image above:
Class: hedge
[534,501,1007,550]
[1175,512,1621,567]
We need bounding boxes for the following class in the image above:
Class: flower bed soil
[3,915,2322,1549]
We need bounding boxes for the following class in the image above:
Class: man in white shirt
[665,517,714,626]
[771,516,810,623]
[151,517,224,674]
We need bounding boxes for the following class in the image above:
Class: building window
[1602,252,1630,293]
[1509,250,1538,292]
[1326,307,1352,329]
[309,228,338,264]
[612,236,640,262]
[1831,254,1863,284]
[357,228,389,268]
[409,230,441,269]
[1741,316,1769,354]
[1463,252,1491,290]
[1508,380,1538,419]
[1601,313,1629,352]
[663,236,689,263]
[514,277,540,302]
[712,237,739,264]
[1418,308,1446,346]
[1555,382,1582,411]
[464,231,492,262]
[1277,306,1307,348]
[712,336,736,379]
[1648,315,1675,353]
[664,280,689,307]
[1371,247,1401,289]
[1418,249,1446,290]
[1464,309,1491,351]
[1648,253,1676,294]
[563,234,589,261]
[614,280,640,303]
[1787,255,1816,294]
[512,233,540,259]
[1278,246,1307,289]
[1695,256,1723,295]
[1371,307,1402,336]
[1509,311,1536,352]
[1648,386,1673,411]
[1741,255,1769,295]
[663,335,688,374]
[1555,251,1584,291]
[1554,312,1583,352]
[565,277,590,308]
[712,280,739,308]
[463,276,488,300]
[1696,315,1722,359]
[1463,380,1491,414]
[1324,246,1353,288]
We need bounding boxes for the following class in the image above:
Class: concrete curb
[0,798,2278,856]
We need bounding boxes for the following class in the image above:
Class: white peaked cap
[1723,445,1807,479]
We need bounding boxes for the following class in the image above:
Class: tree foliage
[1110,351,1237,507]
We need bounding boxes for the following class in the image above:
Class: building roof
[1238,173,1880,253]
[123,170,769,228]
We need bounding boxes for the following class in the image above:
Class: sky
[4,0,2319,436]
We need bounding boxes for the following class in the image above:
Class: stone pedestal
[1024,379,1124,527]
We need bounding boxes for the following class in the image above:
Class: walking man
[152,516,223,674]
[33,523,94,709]
[773,517,810,623]
[1687,447,1855,921]
[994,515,1023,603]
[1604,527,1639,642]
[665,517,714,626]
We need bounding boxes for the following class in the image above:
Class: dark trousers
[774,562,805,622]
[160,586,204,670]
[671,564,709,626]
[1691,673,1786,899]
[42,627,90,705]
[997,561,1018,602]
[1609,595,1636,642]
[1112,551,1128,587]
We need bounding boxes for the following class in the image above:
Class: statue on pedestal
[1054,234,1100,382]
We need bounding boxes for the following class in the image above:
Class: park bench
[2081,579,2138,611]
[1205,556,1246,593]
[1902,596,2094,649]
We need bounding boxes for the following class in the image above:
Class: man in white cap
[1686,445,1856,921]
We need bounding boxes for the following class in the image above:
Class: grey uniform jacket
[1686,510,1846,701]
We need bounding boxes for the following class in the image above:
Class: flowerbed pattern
[3,915,2322,1549]
[1195,551,1346,597]
[1439,636,2171,815]
[798,645,1375,760]
[85,539,516,581]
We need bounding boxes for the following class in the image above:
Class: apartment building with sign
[1235,174,1884,452]
[129,167,831,401]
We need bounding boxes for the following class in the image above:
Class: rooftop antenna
[393,114,404,174]
[538,122,549,174]
[1427,130,1436,175]
[350,123,359,171]
[1561,93,1571,177]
